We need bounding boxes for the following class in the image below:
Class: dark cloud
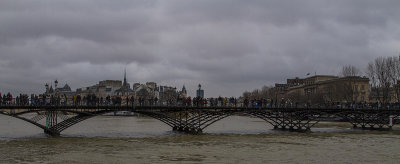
[0,0,400,97]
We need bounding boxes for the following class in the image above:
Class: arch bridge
[0,106,399,136]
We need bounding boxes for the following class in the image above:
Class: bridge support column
[305,127,311,133]
[389,115,393,130]
[172,125,202,134]
[184,127,190,133]
[45,110,60,136]
[196,128,203,134]
[44,129,60,137]
[46,110,58,128]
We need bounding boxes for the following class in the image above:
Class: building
[285,75,370,103]
[76,80,123,98]
[44,80,76,105]
[286,77,305,87]
[133,82,157,100]
[178,85,187,98]
[274,83,288,92]
[303,75,337,85]
[74,70,134,98]
[98,80,123,97]
[132,82,184,105]
[55,83,72,93]
[43,70,186,105]
[196,84,204,98]
[114,70,133,96]
[158,85,177,104]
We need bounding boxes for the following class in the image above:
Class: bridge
[0,105,399,136]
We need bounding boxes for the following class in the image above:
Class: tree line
[367,56,400,103]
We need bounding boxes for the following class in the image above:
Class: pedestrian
[130,96,134,106]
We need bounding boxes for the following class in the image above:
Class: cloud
[0,0,400,97]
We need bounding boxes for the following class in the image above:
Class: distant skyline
[1,0,400,97]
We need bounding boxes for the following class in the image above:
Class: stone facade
[284,76,370,103]
[42,70,192,105]
[75,80,123,98]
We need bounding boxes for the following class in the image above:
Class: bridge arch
[0,108,179,136]
[0,111,48,131]
[1,106,399,136]
[197,111,278,131]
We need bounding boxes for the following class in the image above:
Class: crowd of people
[0,92,160,107]
[0,92,241,107]
[1,91,399,109]
[170,96,238,107]
[0,92,13,105]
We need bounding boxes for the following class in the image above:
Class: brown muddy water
[0,115,399,163]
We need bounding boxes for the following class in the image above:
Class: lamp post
[54,80,59,106]
[275,88,278,108]
[197,84,201,97]
[307,89,311,108]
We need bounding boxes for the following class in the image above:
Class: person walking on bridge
[6,93,12,105]
[130,96,134,106]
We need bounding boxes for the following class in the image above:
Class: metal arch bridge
[0,105,399,136]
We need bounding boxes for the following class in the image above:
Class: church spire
[123,68,127,86]
[182,85,187,93]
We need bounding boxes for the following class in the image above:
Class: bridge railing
[1,97,400,111]
[1,104,400,112]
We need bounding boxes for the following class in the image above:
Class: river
[0,115,399,163]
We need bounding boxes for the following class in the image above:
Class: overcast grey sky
[0,0,399,97]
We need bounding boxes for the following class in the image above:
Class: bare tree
[366,62,377,88]
[242,91,251,98]
[338,65,362,102]
[386,56,400,102]
[340,65,361,77]
[261,85,271,98]
[366,56,398,103]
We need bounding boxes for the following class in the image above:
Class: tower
[45,83,49,93]
[182,85,187,94]
[115,68,132,96]
[54,79,58,89]
[123,68,127,87]
[196,84,204,98]
[181,85,187,97]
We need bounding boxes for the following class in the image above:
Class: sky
[0,0,400,97]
